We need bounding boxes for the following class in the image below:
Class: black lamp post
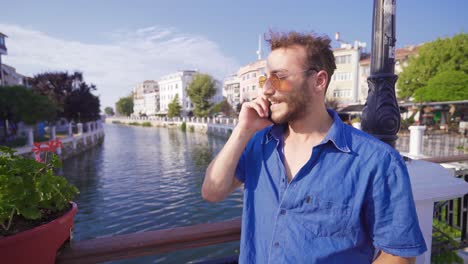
[361,0,400,148]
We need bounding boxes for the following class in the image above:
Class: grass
[128,122,141,126]
[189,126,195,133]
[141,122,152,127]
[180,122,186,132]
[112,120,122,124]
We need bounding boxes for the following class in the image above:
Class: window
[335,55,351,64]
[332,72,352,81]
[333,89,352,98]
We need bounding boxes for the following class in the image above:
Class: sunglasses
[258,69,317,92]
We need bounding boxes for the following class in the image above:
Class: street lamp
[361,0,400,148]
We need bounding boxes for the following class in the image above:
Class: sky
[0,0,466,109]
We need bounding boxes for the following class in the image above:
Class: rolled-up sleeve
[365,155,427,257]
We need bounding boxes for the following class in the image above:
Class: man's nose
[262,79,274,95]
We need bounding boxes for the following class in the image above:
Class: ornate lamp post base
[362,73,400,148]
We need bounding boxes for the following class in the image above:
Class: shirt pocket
[294,194,352,238]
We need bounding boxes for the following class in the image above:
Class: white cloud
[0,24,239,109]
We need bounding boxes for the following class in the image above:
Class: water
[62,124,242,263]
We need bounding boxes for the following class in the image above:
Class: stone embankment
[106,116,235,137]
[14,121,105,160]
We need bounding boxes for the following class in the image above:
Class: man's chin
[271,113,288,125]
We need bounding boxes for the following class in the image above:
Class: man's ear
[312,70,328,94]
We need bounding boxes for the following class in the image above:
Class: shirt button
[274,242,280,247]
[280,209,286,215]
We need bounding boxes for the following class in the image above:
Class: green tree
[186,74,217,117]
[211,98,234,117]
[31,71,101,121]
[397,33,467,100]
[414,70,468,102]
[104,107,115,116]
[0,86,57,141]
[167,94,182,117]
[63,83,101,122]
[115,95,134,116]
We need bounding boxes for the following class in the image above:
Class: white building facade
[326,46,363,104]
[158,70,198,116]
[223,74,241,109]
[133,80,159,116]
[237,59,266,103]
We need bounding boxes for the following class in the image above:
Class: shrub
[0,142,79,235]
[180,122,187,132]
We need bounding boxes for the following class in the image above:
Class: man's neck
[285,106,334,145]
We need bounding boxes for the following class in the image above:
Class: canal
[62,124,242,263]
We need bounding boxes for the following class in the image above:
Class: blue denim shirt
[235,110,427,264]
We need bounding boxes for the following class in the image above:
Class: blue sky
[0,0,466,109]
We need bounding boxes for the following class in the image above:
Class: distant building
[237,59,266,103]
[211,78,224,106]
[0,32,8,86]
[1,64,31,87]
[133,80,159,116]
[327,46,364,104]
[158,70,198,116]
[223,73,241,109]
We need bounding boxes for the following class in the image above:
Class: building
[358,45,420,103]
[237,59,266,103]
[223,73,241,109]
[158,70,198,116]
[133,80,159,116]
[326,46,363,104]
[1,64,31,87]
[211,78,224,106]
[0,32,8,86]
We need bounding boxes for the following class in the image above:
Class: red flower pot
[0,202,77,264]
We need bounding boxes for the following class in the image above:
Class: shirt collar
[263,109,351,153]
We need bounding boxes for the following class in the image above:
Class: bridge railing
[56,154,468,264]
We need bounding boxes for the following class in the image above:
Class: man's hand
[237,97,272,132]
[372,251,416,264]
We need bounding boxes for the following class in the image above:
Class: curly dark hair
[265,30,336,90]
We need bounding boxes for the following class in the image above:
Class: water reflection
[61,124,242,263]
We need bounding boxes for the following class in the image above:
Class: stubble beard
[270,81,311,125]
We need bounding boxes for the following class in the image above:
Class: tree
[104,107,115,116]
[397,33,467,100]
[211,98,235,117]
[31,71,101,121]
[186,74,217,117]
[167,94,182,117]
[63,83,101,122]
[414,70,468,102]
[115,95,134,116]
[0,86,57,141]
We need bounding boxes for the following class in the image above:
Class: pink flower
[34,153,43,163]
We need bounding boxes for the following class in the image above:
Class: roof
[359,45,420,65]
[0,32,7,38]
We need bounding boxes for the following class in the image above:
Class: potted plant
[0,139,79,264]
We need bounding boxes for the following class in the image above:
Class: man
[202,31,426,264]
